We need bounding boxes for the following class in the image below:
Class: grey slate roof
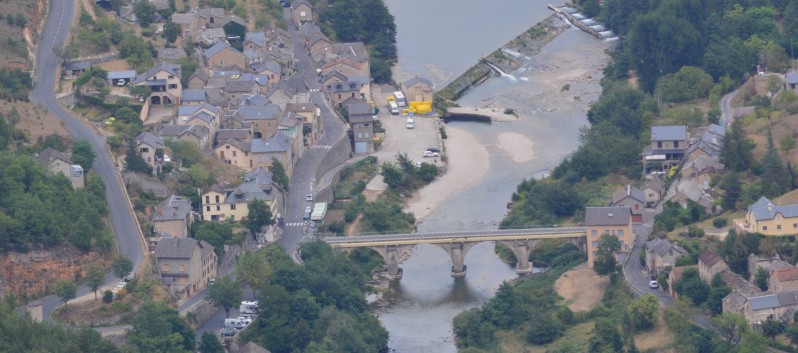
[644,178,664,194]
[136,131,164,149]
[251,131,292,153]
[181,89,207,102]
[107,70,136,80]
[243,167,273,187]
[171,13,194,25]
[242,95,271,106]
[748,294,781,311]
[160,125,208,139]
[204,41,232,59]
[252,60,281,74]
[787,73,798,85]
[645,238,687,257]
[155,237,210,259]
[196,7,225,18]
[286,103,315,113]
[235,105,281,121]
[611,185,645,204]
[36,147,71,165]
[225,79,256,93]
[404,75,433,88]
[651,125,687,141]
[178,103,219,117]
[151,195,192,222]
[748,197,798,221]
[698,249,725,268]
[244,32,267,48]
[132,61,181,85]
[216,129,251,142]
[65,60,90,71]
[346,102,373,123]
[583,206,631,226]
[158,47,187,60]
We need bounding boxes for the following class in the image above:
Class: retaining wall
[315,136,352,181]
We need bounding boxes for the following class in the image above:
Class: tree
[627,294,659,331]
[755,267,769,291]
[71,140,96,171]
[125,140,152,174]
[162,22,180,43]
[206,276,242,318]
[721,172,742,211]
[198,332,224,353]
[594,233,621,275]
[129,86,151,100]
[132,0,156,27]
[761,129,789,197]
[672,267,709,305]
[707,285,731,315]
[720,119,754,172]
[589,317,624,352]
[781,135,796,154]
[85,263,106,301]
[247,199,273,235]
[380,162,405,190]
[110,255,133,281]
[54,279,77,309]
[787,324,798,346]
[128,301,195,352]
[761,319,784,338]
[42,134,67,152]
[270,158,289,192]
[236,250,272,296]
[712,312,748,346]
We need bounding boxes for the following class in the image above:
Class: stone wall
[181,296,219,329]
[315,136,352,181]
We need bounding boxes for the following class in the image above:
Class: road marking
[310,145,333,149]
[285,222,306,227]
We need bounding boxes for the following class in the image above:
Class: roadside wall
[315,136,351,181]
[314,169,341,204]
[181,297,218,329]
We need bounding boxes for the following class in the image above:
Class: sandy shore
[405,126,490,221]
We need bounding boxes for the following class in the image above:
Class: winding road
[30,0,144,321]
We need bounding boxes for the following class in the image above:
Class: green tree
[594,233,621,275]
[627,294,659,331]
[380,162,405,189]
[755,267,769,291]
[162,22,180,43]
[781,135,796,154]
[712,312,748,346]
[207,276,243,318]
[761,319,783,338]
[54,279,77,309]
[132,0,156,27]
[85,263,106,301]
[738,331,769,353]
[707,285,732,315]
[247,199,273,235]
[761,129,789,197]
[582,0,600,17]
[71,140,96,171]
[270,158,289,192]
[128,301,195,352]
[672,267,710,305]
[198,332,224,353]
[236,250,272,296]
[42,134,67,152]
[787,324,798,346]
[110,255,133,281]
[589,317,624,352]
[720,119,754,172]
[129,86,151,100]
[125,140,152,174]
[721,172,742,211]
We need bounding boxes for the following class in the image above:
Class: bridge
[323,227,587,279]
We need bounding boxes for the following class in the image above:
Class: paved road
[719,90,736,128]
[29,0,144,321]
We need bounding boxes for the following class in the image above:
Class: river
[376,1,610,352]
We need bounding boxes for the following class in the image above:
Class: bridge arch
[368,245,414,280]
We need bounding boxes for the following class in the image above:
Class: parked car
[649,280,659,289]
[303,206,312,220]
[221,327,238,337]
[423,151,439,158]
[426,147,440,153]
[306,193,313,201]
[238,315,253,324]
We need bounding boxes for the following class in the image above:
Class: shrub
[525,316,563,344]
[713,217,728,228]
[103,290,114,303]
[439,126,447,139]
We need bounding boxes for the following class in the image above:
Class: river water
[377,1,609,352]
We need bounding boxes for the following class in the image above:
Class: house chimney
[627,184,631,195]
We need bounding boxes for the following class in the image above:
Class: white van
[389,100,399,115]
[224,318,246,329]
[240,301,259,314]
[406,118,414,129]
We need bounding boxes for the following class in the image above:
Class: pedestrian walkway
[284,222,306,227]
[308,145,334,149]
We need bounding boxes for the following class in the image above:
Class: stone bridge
[322,227,587,279]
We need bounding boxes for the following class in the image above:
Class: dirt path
[347,215,362,235]
[554,264,609,312]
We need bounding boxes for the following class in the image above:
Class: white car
[423,151,439,158]
[649,280,659,289]
[238,315,253,324]
[305,193,313,201]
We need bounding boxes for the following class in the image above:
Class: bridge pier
[370,245,413,280]
[435,242,478,277]
[512,240,533,274]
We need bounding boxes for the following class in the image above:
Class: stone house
[722,269,767,317]
[286,102,321,146]
[748,253,792,283]
[697,249,729,284]
[35,147,84,189]
[201,167,280,221]
[176,103,219,136]
[329,80,365,108]
[170,13,195,38]
[195,27,227,46]
[135,132,165,173]
[214,129,252,168]
[251,131,296,175]
[204,42,246,71]
[788,73,798,91]
[641,125,689,172]
[252,60,282,88]
[155,237,217,299]
[159,125,210,151]
[243,32,267,52]
[643,178,664,208]
[300,23,331,53]
[312,42,368,67]
[233,105,282,139]
[347,101,375,154]
[157,47,187,62]
[583,206,634,268]
[318,57,368,78]
[610,184,645,223]
[131,62,182,107]
[401,76,434,103]
[150,195,193,238]
[291,0,313,27]
[181,89,208,105]
[681,156,724,187]
[645,238,688,276]
[770,267,798,293]
[743,197,798,236]
[267,75,309,107]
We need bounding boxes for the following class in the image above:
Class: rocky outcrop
[0,245,107,301]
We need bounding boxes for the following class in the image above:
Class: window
[674,141,679,148]
[618,230,624,237]
[169,84,177,89]
[794,223,797,228]
[205,196,210,204]
[763,226,768,231]
[226,145,230,149]
[162,263,170,272]
[777,225,782,230]
[231,204,236,210]
[657,141,662,148]
[635,204,639,210]
[168,75,174,79]
[206,206,210,211]
[591,230,597,237]
[179,264,185,272]
[592,241,598,247]
[216,205,220,211]
[233,151,237,157]
[215,195,220,203]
